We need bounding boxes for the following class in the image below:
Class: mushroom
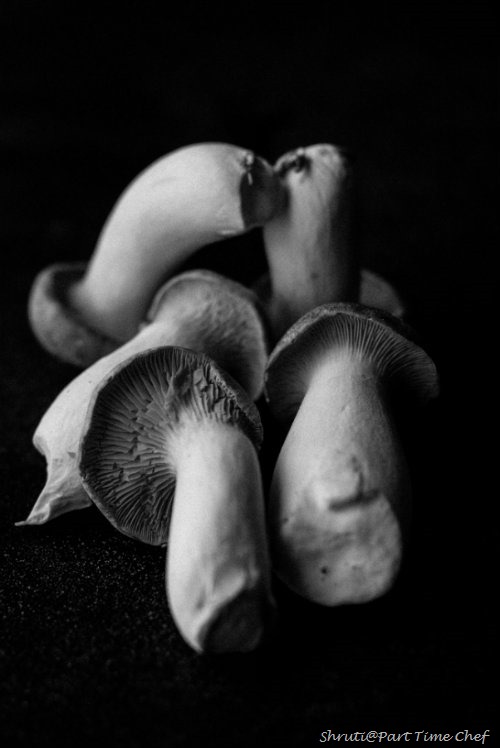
[79,346,274,653]
[17,269,268,526]
[264,303,439,606]
[258,143,404,342]
[28,142,284,367]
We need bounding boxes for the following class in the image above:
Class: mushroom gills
[18,269,268,527]
[80,346,261,545]
[80,346,274,653]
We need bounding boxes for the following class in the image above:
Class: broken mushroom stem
[17,270,269,526]
[79,346,275,653]
[257,143,404,342]
[262,143,358,339]
[28,142,283,366]
[265,303,439,606]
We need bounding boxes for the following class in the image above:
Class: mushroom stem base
[166,422,274,653]
[270,359,409,605]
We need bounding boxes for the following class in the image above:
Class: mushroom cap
[79,346,263,546]
[265,303,439,422]
[145,269,270,400]
[27,262,119,367]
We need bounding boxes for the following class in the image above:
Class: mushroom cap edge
[264,302,439,422]
[28,262,119,368]
[79,345,263,545]
[145,268,272,402]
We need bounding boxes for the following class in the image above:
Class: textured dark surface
[0,4,497,747]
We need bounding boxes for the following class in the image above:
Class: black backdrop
[0,3,497,747]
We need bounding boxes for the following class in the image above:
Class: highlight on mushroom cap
[265,302,439,422]
[79,346,262,546]
[145,268,270,401]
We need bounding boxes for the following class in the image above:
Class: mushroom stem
[65,143,281,343]
[167,421,273,652]
[270,353,410,606]
[18,270,269,527]
[262,144,358,339]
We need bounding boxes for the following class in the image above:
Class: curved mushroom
[264,303,439,606]
[28,142,283,366]
[17,270,268,526]
[80,346,274,653]
[258,143,404,341]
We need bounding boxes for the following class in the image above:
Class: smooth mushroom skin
[258,143,404,342]
[80,346,275,653]
[254,267,405,339]
[17,270,269,526]
[167,423,274,653]
[358,268,405,318]
[265,303,439,606]
[28,142,284,366]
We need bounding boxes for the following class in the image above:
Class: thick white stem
[68,144,280,342]
[270,355,410,605]
[263,145,358,339]
[166,422,274,653]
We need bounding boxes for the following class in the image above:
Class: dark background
[0,3,497,747]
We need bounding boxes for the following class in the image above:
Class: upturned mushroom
[28,142,283,367]
[17,270,268,526]
[79,346,274,653]
[264,303,438,606]
[258,143,404,341]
